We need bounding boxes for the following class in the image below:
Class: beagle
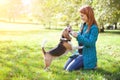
[41,26,83,70]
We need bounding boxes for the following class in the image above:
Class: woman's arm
[71,26,99,47]
[76,26,99,47]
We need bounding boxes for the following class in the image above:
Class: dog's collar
[61,38,67,40]
[60,38,71,41]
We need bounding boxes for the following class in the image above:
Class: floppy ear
[66,34,72,41]
[67,25,72,32]
[63,29,71,40]
[62,29,67,37]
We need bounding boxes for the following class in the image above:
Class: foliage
[0,0,120,28]
[92,0,120,25]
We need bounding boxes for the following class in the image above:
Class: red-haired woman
[64,5,99,71]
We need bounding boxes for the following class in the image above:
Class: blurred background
[0,0,120,32]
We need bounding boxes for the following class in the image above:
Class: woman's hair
[79,5,98,32]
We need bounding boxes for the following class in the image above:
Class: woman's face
[80,13,88,23]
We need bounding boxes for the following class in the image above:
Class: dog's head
[61,26,72,41]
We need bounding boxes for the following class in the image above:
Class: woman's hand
[70,31,78,38]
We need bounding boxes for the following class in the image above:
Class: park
[0,0,120,80]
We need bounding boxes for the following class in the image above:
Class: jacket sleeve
[76,26,99,47]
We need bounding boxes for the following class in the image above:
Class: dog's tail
[41,39,47,55]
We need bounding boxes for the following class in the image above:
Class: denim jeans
[64,55,83,71]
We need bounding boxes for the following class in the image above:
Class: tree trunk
[100,26,104,32]
[114,22,117,29]
[48,21,51,29]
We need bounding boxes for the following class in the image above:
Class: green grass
[0,23,120,80]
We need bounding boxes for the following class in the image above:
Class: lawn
[0,23,120,80]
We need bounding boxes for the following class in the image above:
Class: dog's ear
[63,29,72,40]
[66,25,72,32]
[62,29,67,37]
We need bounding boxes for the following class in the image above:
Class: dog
[41,26,83,70]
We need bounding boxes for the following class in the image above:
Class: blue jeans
[64,55,83,71]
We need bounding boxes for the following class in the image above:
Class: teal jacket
[76,24,99,69]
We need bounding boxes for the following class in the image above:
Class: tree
[92,0,120,31]
[6,0,23,22]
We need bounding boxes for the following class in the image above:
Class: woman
[64,5,99,71]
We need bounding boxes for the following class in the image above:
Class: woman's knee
[65,66,75,71]
[65,55,83,71]
[64,58,74,70]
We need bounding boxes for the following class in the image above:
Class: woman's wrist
[70,31,78,38]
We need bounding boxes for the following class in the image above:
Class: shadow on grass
[45,66,120,80]
[95,67,120,80]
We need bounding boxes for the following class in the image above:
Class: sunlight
[0,0,8,4]
[22,0,31,5]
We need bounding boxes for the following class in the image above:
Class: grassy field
[0,23,120,80]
